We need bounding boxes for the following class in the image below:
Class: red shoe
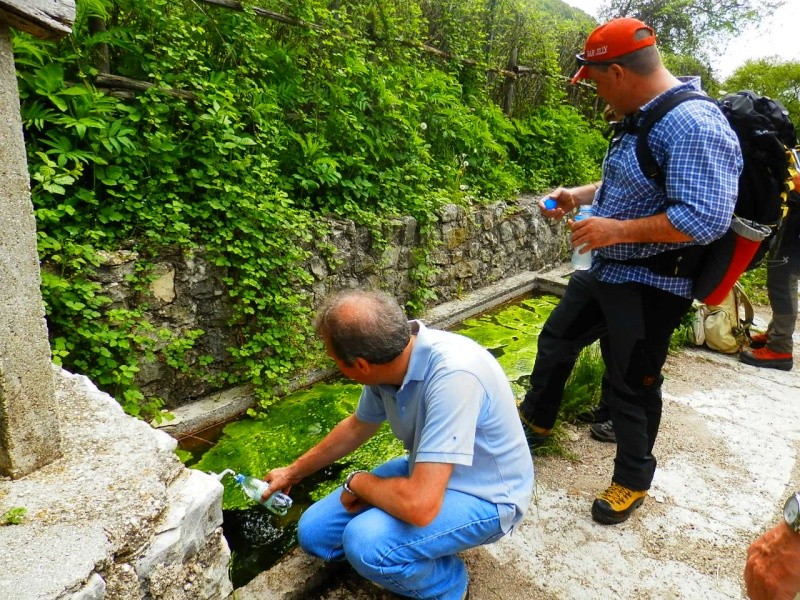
[740,346,793,371]
[748,332,768,349]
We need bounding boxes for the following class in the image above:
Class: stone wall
[90,195,567,409]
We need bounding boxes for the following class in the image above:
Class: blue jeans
[297,457,504,599]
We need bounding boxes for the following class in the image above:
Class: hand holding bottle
[234,473,293,516]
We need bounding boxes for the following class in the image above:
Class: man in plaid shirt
[518,17,742,525]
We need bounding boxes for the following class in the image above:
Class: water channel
[178,291,600,588]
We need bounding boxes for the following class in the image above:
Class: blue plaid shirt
[592,77,743,298]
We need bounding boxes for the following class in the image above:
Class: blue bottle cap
[544,198,557,210]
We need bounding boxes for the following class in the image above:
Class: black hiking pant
[519,270,691,491]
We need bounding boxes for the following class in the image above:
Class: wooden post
[0,0,75,478]
[502,47,518,116]
[88,16,109,74]
[0,0,75,40]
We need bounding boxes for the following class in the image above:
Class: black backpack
[613,89,796,303]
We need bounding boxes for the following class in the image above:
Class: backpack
[691,282,754,354]
[617,89,797,305]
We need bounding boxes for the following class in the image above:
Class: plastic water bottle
[571,205,594,271]
[234,474,293,516]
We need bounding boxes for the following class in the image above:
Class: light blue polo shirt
[355,321,535,532]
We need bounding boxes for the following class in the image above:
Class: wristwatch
[343,470,367,495]
[783,491,800,533]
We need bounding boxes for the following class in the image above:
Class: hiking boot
[748,332,768,349]
[591,482,647,525]
[518,410,551,450]
[589,419,616,443]
[740,346,793,371]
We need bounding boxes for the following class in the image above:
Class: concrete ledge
[155,384,257,441]
[423,270,540,330]
[228,550,350,600]
[0,367,232,599]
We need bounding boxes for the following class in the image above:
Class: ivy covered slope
[14,0,606,419]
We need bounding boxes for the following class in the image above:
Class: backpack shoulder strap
[636,91,717,186]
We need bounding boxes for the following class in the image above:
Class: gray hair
[314,289,411,366]
[609,44,662,75]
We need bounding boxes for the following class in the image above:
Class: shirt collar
[400,320,430,389]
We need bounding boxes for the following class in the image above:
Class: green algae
[456,295,559,390]
[456,293,602,420]
[192,381,404,509]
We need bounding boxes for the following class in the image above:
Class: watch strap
[343,470,367,495]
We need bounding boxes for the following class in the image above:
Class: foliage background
[13,0,609,418]
[13,0,792,418]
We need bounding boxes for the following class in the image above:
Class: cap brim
[570,66,588,84]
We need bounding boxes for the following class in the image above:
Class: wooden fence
[82,0,595,115]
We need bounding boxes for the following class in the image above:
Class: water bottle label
[572,245,592,270]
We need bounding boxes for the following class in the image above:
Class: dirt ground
[237,304,800,600]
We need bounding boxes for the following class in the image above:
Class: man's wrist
[343,470,367,495]
[572,182,599,207]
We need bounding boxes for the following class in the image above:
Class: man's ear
[608,63,626,82]
[351,357,371,374]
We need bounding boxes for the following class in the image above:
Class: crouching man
[265,289,534,600]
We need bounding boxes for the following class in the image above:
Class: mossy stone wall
[91,195,566,408]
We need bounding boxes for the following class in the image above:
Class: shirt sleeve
[354,385,387,424]
[662,108,741,244]
[414,371,484,466]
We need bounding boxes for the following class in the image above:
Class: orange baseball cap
[571,17,656,84]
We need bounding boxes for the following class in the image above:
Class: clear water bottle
[571,205,594,271]
[234,473,293,516]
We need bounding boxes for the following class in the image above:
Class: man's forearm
[289,415,379,480]
[612,212,694,244]
[573,182,600,207]
[346,463,453,527]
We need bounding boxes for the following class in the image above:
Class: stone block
[437,203,463,223]
[135,469,224,579]
[65,573,106,600]
[149,268,177,304]
[0,27,60,478]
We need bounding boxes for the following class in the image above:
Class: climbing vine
[14,0,606,418]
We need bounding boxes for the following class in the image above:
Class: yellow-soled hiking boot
[518,409,551,451]
[591,482,647,525]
